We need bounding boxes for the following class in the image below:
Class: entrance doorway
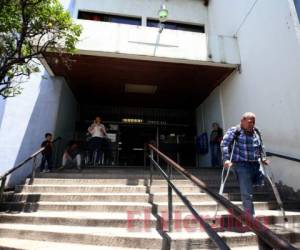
[43,54,235,168]
[74,105,196,167]
[118,125,156,166]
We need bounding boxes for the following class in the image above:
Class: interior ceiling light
[122,118,144,124]
[125,84,157,94]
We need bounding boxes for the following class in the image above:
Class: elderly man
[221,112,269,216]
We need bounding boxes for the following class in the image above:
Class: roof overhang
[44,52,236,109]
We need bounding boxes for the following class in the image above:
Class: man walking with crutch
[221,112,271,249]
[221,112,268,215]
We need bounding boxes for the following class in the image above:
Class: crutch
[258,136,288,223]
[261,161,288,222]
[212,140,236,224]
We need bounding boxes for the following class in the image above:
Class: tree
[0,0,82,98]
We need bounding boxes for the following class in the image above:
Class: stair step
[150,186,202,193]
[152,193,222,202]
[0,224,163,248]
[156,210,300,232]
[229,242,300,250]
[150,185,240,193]
[168,225,300,249]
[0,238,156,250]
[150,179,237,185]
[155,201,277,213]
[4,193,149,202]
[29,178,237,186]
[1,167,298,249]
[151,192,273,202]
[0,201,153,212]
[35,172,156,179]
[16,185,147,193]
[0,211,156,228]
[28,178,147,185]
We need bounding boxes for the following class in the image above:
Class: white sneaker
[45,169,50,173]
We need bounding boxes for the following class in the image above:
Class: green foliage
[0,0,82,98]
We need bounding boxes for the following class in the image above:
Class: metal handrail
[148,144,297,250]
[149,153,230,250]
[266,152,300,163]
[0,137,62,200]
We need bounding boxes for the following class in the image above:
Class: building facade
[0,0,299,197]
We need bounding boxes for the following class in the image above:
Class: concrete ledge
[16,185,148,193]
[0,201,153,213]
[0,238,158,250]
[0,211,157,229]
[0,224,163,248]
[4,192,150,202]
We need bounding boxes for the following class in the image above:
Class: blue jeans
[235,162,271,250]
[210,143,221,167]
[234,162,262,216]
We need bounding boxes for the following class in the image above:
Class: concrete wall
[0,66,77,187]
[75,19,210,63]
[195,86,224,167]
[72,0,207,26]
[268,156,300,191]
[203,0,300,190]
[69,1,240,65]
[53,79,78,167]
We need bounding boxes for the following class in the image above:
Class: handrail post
[149,149,154,186]
[0,176,7,202]
[168,168,173,232]
[29,155,38,185]
[167,163,173,180]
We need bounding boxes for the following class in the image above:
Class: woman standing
[88,116,107,165]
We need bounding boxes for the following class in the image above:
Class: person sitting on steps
[59,140,81,171]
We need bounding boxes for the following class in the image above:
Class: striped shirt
[220,126,264,162]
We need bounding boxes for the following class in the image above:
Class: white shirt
[88,123,106,138]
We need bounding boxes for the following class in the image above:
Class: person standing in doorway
[40,133,53,172]
[87,116,107,165]
[210,122,223,167]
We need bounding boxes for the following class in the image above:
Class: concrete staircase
[0,167,299,249]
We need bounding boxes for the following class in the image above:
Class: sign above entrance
[122,118,144,124]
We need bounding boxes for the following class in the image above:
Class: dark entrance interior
[44,53,234,167]
[75,105,196,167]
[118,125,155,166]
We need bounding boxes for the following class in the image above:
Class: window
[78,11,141,26]
[147,19,205,33]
